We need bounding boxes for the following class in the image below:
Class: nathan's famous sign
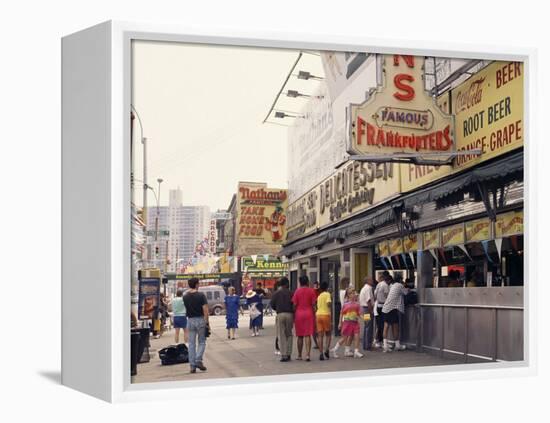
[235,182,288,257]
[348,55,455,161]
[401,60,524,191]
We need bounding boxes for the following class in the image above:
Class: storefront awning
[402,150,523,209]
[281,151,523,258]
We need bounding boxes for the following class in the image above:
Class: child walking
[333,287,364,358]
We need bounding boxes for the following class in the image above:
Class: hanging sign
[378,240,390,257]
[388,237,404,255]
[403,234,419,252]
[495,211,523,237]
[465,217,492,242]
[441,223,465,247]
[348,55,455,162]
[422,229,441,250]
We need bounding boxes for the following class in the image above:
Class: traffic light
[155,246,159,257]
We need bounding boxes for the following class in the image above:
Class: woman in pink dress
[292,275,317,361]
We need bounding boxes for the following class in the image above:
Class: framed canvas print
[61,21,536,402]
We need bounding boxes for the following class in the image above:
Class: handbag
[249,303,261,320]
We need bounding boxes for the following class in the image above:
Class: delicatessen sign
[286,161,399,242]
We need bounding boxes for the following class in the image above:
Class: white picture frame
[61,20,537,403]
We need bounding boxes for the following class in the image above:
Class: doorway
[320,256,341,335]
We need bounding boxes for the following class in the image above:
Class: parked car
[182,285,226,316]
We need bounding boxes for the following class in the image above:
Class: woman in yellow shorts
[316,282,332,361]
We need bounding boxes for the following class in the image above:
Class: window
[214,291,220,300]
[206,291,212,300]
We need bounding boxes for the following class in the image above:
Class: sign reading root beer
[348,55,455,162]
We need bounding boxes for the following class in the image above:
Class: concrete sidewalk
[133,313,462,384]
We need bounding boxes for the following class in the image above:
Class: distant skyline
[131,41,324,211]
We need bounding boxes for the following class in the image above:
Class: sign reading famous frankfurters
[348,55,455,163]
[234,182,288,257]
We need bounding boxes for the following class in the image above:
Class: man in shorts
[315,282,332,361]
[381,274,409,353]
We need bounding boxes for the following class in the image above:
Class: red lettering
[393,74,415,101]
[356,116,366,145]
[393,55,415,68]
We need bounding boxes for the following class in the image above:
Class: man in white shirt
[381,274,409,353]
[359,277,375,350]
[373,271,390,348]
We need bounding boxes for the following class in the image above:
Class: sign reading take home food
[348,55,455,162]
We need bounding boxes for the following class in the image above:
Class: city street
[133,313,462,384]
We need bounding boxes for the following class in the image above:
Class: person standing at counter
[359,277,375,351]
[382,274,408,353]
[373,271,390,348]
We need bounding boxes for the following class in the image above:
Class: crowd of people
[168,271,412,374]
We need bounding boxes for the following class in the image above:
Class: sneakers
[353,349,364,358]
[319,353,325,361]
[394,343,406,351]
[196,362,207,371]
[383,345,392,353]
[344,347,354,357]
[373,342,382,349]
[324,350,330,360]
[274,350,281,355]
[331,347,340,358]
[280,356,290,362]
[190,367,196,374]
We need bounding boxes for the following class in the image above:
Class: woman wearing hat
[246,289,263,336]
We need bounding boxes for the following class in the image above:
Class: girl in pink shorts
[335,288,364,358]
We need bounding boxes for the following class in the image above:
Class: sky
[131,41,324,211]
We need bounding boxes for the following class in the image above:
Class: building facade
[282,54,524,363]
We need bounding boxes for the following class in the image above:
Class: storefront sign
[441,223,465,247]
[495,211,523,237]
[402,234,418,252]
[241,256,287,273]
[388,237,404,255]
[465,217,492,242]
[286,161,399,243]
[209,219,217,254]
[378,240,390,257]
[235,182,288,256]
[422,229,441,250]
[348,55,455,162]
[401,61,524,192]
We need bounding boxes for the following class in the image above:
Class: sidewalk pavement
[133,313,462,384]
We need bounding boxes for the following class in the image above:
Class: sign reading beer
[401,61,524,192]
[403,234,418,252]
[453,61,523,169]
[422,229,441,250]
[465,217,492,242]
[235,182,288,257]
[388,237,404,255]
[378,240,390,257]
[348,55,455,161]
[441,223,465,247]
[495,211,523,238]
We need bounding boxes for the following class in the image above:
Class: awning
[402,150,523,209]
[280,150,523,258]
[280,202,399,257]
